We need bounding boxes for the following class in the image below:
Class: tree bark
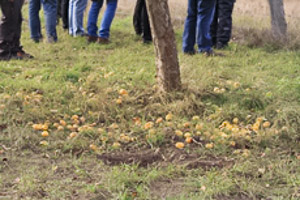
[268,0,287,37]
[145,0,181,92]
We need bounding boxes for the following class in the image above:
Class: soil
[97,148,162,167]
[98,147,234,169]
[215,193,255,200]
[149,178,185,199]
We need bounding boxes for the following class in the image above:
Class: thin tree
[145,0,181,92]
[268,0,287,37]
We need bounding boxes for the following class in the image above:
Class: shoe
[11,51,34,60]
[87,35,98,43]
[80,33,88,37]
[17,51,34,59]
[183,50,196,55]
[97,37,110,44]
[215,42,228,49]
[70,32,87,37]
[200,49,225,57]
[47,37,57,43]
[0,54,10,61]
[142,39,152,44]
[32,35,43,43]
[32,37,43,43]
[203,49,214,57]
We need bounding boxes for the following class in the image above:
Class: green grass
[0,8,299,200]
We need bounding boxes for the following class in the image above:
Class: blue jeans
[69,0,88,36]
[29,0,58,42]
[87,0,118,39]
[182,0,216,53]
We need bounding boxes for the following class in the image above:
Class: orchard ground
[0,2,300,200]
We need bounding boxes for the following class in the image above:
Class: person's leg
[0,0,32,60]
[98,0,118,39]
[13,0,34,59]
[87,0,103,38]
[57,0,62,24]
[182,0,197,53]
[0,0,15,59]
[216,0,235,48]
[196,0,216,52]
[69,0,74,35]
[141,0,152,42]
[62,0,70,29]
[11,0,23,54]
[29,0,42,42]
[42,0,58,42]
[133,0,143,35]
[210,0,219,47]
[73,0,88,36]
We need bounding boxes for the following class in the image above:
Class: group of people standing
[183,0,236,55]
[0,0,120,61]
[0,0,235,61]
[28,0,118,43]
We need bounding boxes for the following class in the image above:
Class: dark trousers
[0,0,24,56]
[210,0,235,46]
[133,0,151,41]
[61,0,69,29]
[57,0,69,29]
[57,0,62,17]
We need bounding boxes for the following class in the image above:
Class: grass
[0,4,300,200]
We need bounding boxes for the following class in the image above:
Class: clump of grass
[233,27,300,51]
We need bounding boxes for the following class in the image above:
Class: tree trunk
[268,0,287,37]
[145,0,181,92]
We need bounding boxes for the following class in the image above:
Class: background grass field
[0,1,299,199]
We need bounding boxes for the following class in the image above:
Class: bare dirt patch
[150,178,186,199]
[98,147,234,169]
[215,193,255,200]
[98,149,162,167]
